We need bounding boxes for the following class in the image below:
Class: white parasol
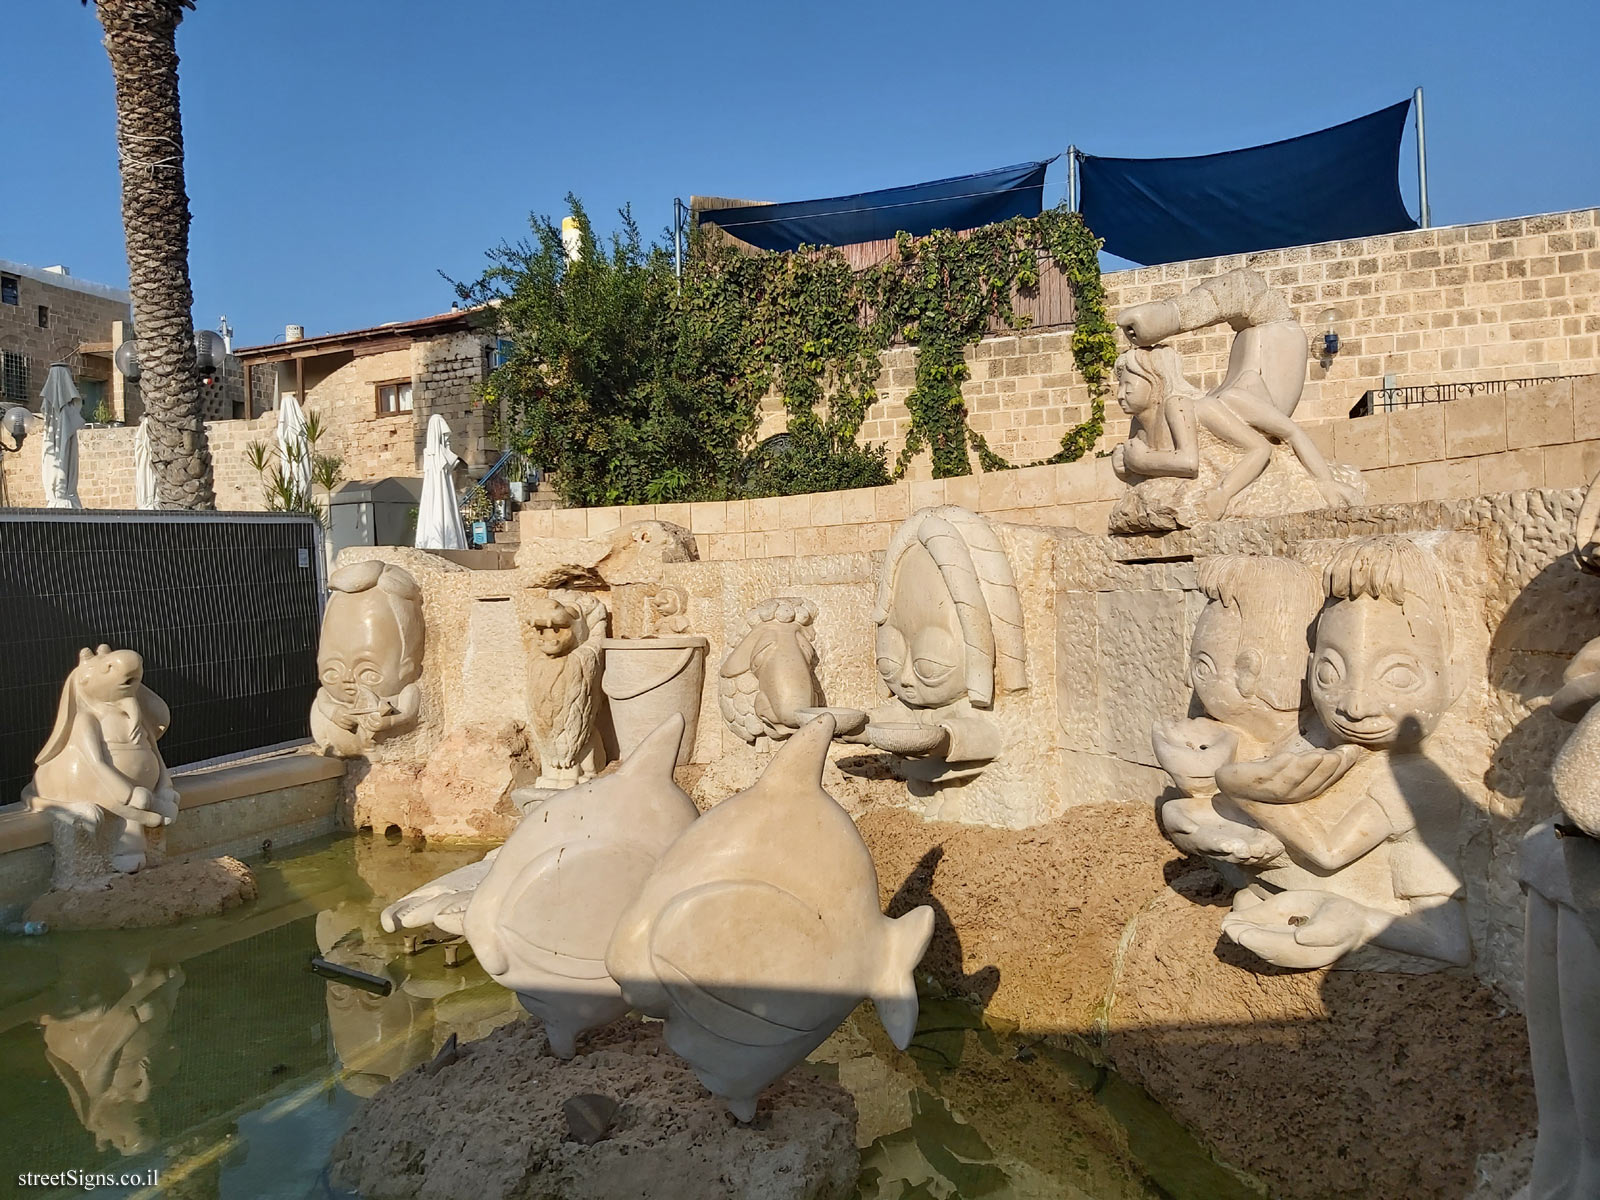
[415,414,467,550]
[275,390,313,504]
[39,363,84,509]
[133,416,158,509]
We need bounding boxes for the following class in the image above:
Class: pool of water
[0,834,1262,1199]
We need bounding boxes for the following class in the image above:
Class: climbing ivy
[465,198,1117,504]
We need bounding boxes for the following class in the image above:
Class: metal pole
[1414,86,1430,228]
[1067,146,1078,212]
[673,198,684,280]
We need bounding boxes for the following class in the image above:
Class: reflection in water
[0,834,1259,1199]
[38,962,183,1155]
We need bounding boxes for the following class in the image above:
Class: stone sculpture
[601,605,708,768]
[1518,476,1600,1199]
[311,561,425,758]
[1110,268,1362,532]
[606,714,935,1122]
[823,506,1024,783]
[525,592,608,788]
[718,597,825,746]
[645,583,692,636]
[1154,555,1323,868]
[1189,537,1471,970]
[462,715,699,1058]
[23,646,179,878]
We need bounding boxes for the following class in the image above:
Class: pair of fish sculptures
[460,711,934,1122]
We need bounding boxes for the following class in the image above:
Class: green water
[0,834,1261,1200]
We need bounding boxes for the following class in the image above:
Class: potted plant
[506,456,530,503]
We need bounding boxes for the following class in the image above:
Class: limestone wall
[798,208,1600,473]
[524,373,1600,551]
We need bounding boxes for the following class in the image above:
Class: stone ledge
[0,751,345,853]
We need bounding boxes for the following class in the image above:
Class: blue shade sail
[697,161,1053,253]
[1079,100,1418,266]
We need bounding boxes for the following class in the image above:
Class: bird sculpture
[605,714,934,1120]
[718,597,825,744]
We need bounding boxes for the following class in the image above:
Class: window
[375,379,414,415]
[0,275,17,306]
[36,305,48,329]
[2,351,28,402]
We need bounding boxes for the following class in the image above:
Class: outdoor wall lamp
[1320,308,1341,360]
[114,328,226,383]
[0,405,30,453]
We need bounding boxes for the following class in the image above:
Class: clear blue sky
[4,0,1596,349]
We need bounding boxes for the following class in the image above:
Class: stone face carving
[462,715,699,1058]
[23,646,180,879]
[645,584,692,635]
[831,506,1024,781]
[311,562,425,757]
[1520,477,1600,1199]
[525,592,608,789]
[718,597,824,745]
[607,715,934,1122]
[1157,539,1471,971]
[1110,268,1363,533]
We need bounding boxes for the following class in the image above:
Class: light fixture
[114,329,226,382]
[1320,308,1341,359]
[0,405,30,452]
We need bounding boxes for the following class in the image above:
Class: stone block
[837,487,878,524]
[585,507,621,537]
[689,501,727,534]
[1444,392,1507,457]
[1414,457,1480,501]
[873,486,909,524]
[1386,405,1446,465]
[1333,417,1389,470]
[1363,464,1417,505]
[1505,379,1576,449]
[809,490,843,527]
[1574,373,1600,437]
[1543,440,1600,490]
[1477,447,1545,493]
[908,479,945,510]
[551,508,587,538]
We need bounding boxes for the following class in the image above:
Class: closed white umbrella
[415,414,467,550]
[275,390,313,504]
[133,417,158,509]
[39,363,84,509]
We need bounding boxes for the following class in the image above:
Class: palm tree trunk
[95,0,215,509]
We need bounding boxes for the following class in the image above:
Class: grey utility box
[329,477,422,561]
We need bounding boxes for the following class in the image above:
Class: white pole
[1067,146,1078,212]
[1414,86,1431,229]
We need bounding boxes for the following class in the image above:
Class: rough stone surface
[25,855,257,930]
[330,1017,859,1200]
[1105,880,1535,1200]
[1110,435,1365,533]
[347,721,536,840]
[515,521,698,589]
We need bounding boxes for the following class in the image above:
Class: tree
[89,0,215,508]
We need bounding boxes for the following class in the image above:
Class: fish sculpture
[461,714,698,1058]
[606,713,934,1120]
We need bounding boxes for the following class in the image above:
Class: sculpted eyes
[1191,653,1216,683]
[358,667,384,686]
[1313,655,1342,690]
[912,657,954,685]
[1379,658,1424,692]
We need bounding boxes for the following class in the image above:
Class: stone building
[0,259,131,419]
[233,307,503,478]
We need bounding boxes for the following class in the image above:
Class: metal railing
[1350,374,1587,418]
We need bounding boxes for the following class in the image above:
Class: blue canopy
[1079,100,1418,266]
[697,161,1052,253]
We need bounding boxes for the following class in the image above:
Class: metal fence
[1350,374,1586,417]
[0,510,325,805]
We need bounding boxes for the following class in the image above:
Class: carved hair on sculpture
[1114,344,1201,413]
[327,560,426,671]
[872,506,1025,708]
[1323,535,1454,664]
[1196,555,1324,714]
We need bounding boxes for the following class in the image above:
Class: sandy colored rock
[26,855,257,930]
[515,520,698,589]
[331,1017,859,1200]
[1104,880,1535,1200]
[347,721,537,840]
[857,802,1185,1032]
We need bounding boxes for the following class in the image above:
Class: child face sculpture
[319,599,413,713]
[875,541,966,709]
[1115,359,1154,419]
[1309,594,1452,750]
[1188,601,1265,728]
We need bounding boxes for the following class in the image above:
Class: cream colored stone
[606,717,934,1121]
[600,636,708,766]
[23,646,179,882]
[718,597,824,745]
[1111,270,1362,531]
[1445,392,1509,457]
[513,520,698,589]
[311,562,425,758]
[524,592,608,789]
[463,716,699,1058]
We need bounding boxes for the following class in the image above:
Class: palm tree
[88,0,215,508]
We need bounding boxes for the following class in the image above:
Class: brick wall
[531,374,1600,552]
[772,209,1600,478]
